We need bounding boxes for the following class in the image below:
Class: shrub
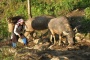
[76,0,90,9]
[0,19,8,38]
[80,7,90,32]
[84,7,90,19]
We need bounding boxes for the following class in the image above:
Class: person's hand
[18,34,21,38]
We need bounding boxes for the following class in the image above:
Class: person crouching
[11,19,27,48]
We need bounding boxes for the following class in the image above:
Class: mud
[0,36,90,60]
[14,41,90,60]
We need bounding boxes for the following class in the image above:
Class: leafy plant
[0,19,8,38]
[76,0,90,9]
[84,7,90,19]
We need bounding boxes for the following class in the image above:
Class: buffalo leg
[50,35,53,43]
[53,35,56,45]
[67,35,74,46]
[50,29,56,45]
[59,34,62,45]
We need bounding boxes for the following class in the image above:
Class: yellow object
[18,38,23,43]
[8,22,14,32]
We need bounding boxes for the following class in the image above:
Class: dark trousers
[12,33,19,43]
[11,33,25,43]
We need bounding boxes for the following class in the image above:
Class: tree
[27,0,32,18]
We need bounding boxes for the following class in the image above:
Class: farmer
[11,19,27,48]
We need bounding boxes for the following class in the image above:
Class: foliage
[31,0,75,16]
[81,18,90,33]
[0,0,27,39]
[0,0,90,39]
[81,7,90,32]
[0,19,8,38]
[84,7,90,19]
[75,0,90,9]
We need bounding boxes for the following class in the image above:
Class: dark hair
[8,16,24,24]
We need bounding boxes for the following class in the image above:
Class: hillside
[0,8,90,60]
[0,0,90,60]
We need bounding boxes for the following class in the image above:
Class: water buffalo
[24,16,54,38]
[48,16,74,46]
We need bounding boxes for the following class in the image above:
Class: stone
[33,39,39,44]
[51,57,59,60]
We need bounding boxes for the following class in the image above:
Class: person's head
[18,19,24,25]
